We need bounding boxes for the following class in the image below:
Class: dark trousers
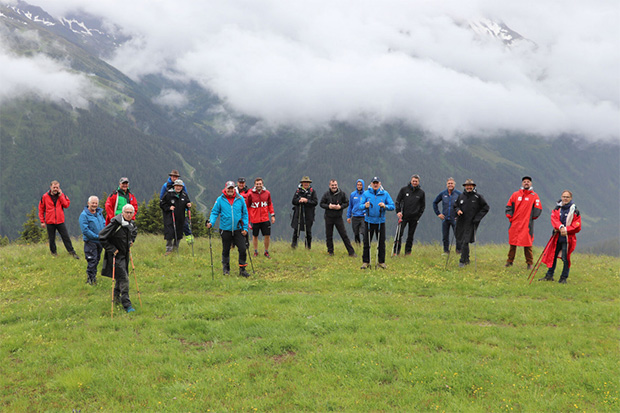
[460,243,471,264]
[546,238,569,280]
[292,224,312,249]
[221,230,247,270]
[351,216,365,244]
[325,216,355,255]
[84,241,102,281]
[183,220,192,236]
[395,219,418,255]
[442,220,459,252]
[113,256,132,310]
[507,245,534,265]
[46,223,75,254]
[363,222,386,264]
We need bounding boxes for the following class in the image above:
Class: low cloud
[12,0,620,140]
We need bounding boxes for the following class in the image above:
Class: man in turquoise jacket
[357,177,395,269]
[207,181,251,277]
[79,196,106,285]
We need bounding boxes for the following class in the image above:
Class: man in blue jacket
[79,196,105,285]
[432,177,462,254]
[357,177,395,269]
[346,179,365,245]
[207,181,251,277]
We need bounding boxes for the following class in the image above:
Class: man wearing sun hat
[454,179,490,267]
[160,169,194,244]
[291,176,318,249]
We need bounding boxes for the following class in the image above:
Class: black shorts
[252,221,271,237]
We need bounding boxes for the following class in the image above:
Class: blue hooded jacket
[209,190,249,232]
[79,206,105,243]
[160,177,188,199]
[347,179,366,219]
[356,185,395,224]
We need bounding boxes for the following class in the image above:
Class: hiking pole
[474,229,477,273]
[110,255,116,319]
[444,232,455,270]
[391,218,402,257]
[130,251,142,308]
[295,203,302,248]
[171,210,179,256]
[301,204,307,249]
[245,236,255,275]
[375,223,382,270]
[187,209,194,257]
[207,222,214,280]
[528,233,556,284]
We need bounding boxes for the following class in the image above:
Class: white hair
[122,204,135,213]
[88,195,99,203]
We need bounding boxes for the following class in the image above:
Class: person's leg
[378,223,387,263]
[451,222,461,252]
[252,225,259,253]
[395,221,405,255]
[221,231,233,273]
[524,246,534,265]
[84,241,98,283]
[362,222,371,264]
[233,230,247,266]
[46,224,58,254]
[56,223,76,254]
[165,239,174,253]
[506,244,517,265]
[325,217,335,254]
[335,217,355,255]
[264,236,270,253]
[114,257,132,310]
[559,240,570,282]
[305,222,313,249]
[460,243,470,264]
[291,228,298,248]
[441,220,450,252]
[404,220,417,254]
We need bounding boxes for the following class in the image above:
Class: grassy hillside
[1,236,618,411]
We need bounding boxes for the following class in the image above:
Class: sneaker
[185,235,194,244]
[223,268,230,276]
[504,262,513,267]
[360,263,369,270]
[349,253,357,258]
[377,263,387,269]
[459,262,469,267]
[51,252,58,257]
[538,275,554,281]
[328,252,334,256]
[558,278,568,284]
[254,251,259,257]
[527,264,533,270]
[264,251,270,259]
[239,267,251,278]
[126,306,136,313]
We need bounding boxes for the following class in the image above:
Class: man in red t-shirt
[246,177,276,258]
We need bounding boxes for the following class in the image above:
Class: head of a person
[329,179,338,192]
[300,176,311,189]
[50,180,60,194]
[522,176,532,190]
[121,204,134,220]
[561,190,573,205]
[225,181,236,197]
[463,179,476,192]
[410,174,420,187]
[237,177,246,189]
[119,177,129,191]
[446,177,455,191]
[356,180,363,191]
[173,179,184,193]
[254,178,263,191]
[169,170,180,181]
[87,196,99,212]
[371,177,380,190]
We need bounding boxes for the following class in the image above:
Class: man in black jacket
[394,174,426,255]
[320,180,356,257]
[454,179,490,267]
[291,176,318,249]
[99,204,138,313]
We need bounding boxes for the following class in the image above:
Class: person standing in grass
[358,177,395,269]
[394,174,426,256]
[79,196,105,285]
[291,176,318,249]
[432,177,461,254]
[505,176,542,270]
[246,177,276,258]
[160,180,192,256]
[539,190,581,284]
[454,179,490,267]
[38,180,80,259]
[160,169,194,244]
[320,179,356,257]
[347,179,366,245]
[99,204,138,313]
[105,177,138,224]
[207,181,251,277]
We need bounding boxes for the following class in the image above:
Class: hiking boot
[164,251,172,256]
[349,253,357,258]
[459,262,469,267]
[328,252,334,256]
[253,251,259,257]
[377,263,387,269]
[51,252,58,257]
[70,252,80,260]
[558,278,568,284]
[538,274,554,281]
[239,267,251,278]
[527,264,533,270]
[264,251,271,259]
[223,267,230,276]
[126,306,136,313]
[504,262,513,267]
[361,263,370,270]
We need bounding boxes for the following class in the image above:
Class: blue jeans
[442,219,459,252]
[546,238,569,280]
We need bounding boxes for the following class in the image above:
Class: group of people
[36,172,581,313]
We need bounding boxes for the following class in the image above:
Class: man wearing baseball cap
[105,177,138,225]
[357,177,395,269]
[505,176,542,270]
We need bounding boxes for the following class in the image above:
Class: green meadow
[1,235,618,411]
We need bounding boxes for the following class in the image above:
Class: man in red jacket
[38,180,79,258]
[246,177,276,258]
[105,177,138,224]
[505,176,542,269]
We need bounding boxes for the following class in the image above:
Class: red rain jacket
[38,191,70,225]
[246,187,275,224]
[505,188,542,246]
[541,205,581,268]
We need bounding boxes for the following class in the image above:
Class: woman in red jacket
[540,190,581,284]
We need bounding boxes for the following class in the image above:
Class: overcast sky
[2,0,619,141]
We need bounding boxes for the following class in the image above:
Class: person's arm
[292,189,301,206]
[339,192,349,210]
[105,194,115,222]
[531,196,542,220]
[418,191,426,218]
[473,195,490,224]
[80,213,99,241]
[307,190,319,207]
[319,192,330,210]
[241,201,249,233]
[432,193,442,216]
[99,220,119,255]
[395,189,403,214]
[384,193,396,211]
[59,193,71,208]
[505,193,515,220]
[38,195,46,226]
[567,210,581,235]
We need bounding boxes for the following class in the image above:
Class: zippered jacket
[453,190,490,243]
[246,187,274,224]
[79,206,105,243]
[160,177,188,199]
[505,188,542,246]
[356,187,395,224]
[105,188,138,224]
[210,190,248,232]
[160,189,191,240]
[291,185,318,229]
[347,179,366,219]
[395,184,426,222]
[320,187,349,219]
[432,188,461,221]
[99,213,137,278]
[39,191,70,224]
[541,202,581,268]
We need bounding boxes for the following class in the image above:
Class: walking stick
[444,232,455,270]
[528,233,556,284]
[246,236,255,275]
[187,209,194,257]
[375,222,382,270]
[130,251,142,308]
[171,210,179,255]
[391,219,402,257]
[473,228,477,273]
[207,224,214,280]
[110,255,116,319]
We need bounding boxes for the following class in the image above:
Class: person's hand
[114,250,118,256]
[365,202,370,208]
[187,203,192,208]
[378,202,385,208]
[347,218,351,223]
[271,215,276,224]
[206,222,212,229]
[57,188,62,194]
[397,212,403,219]
[560,227,567,236]
[438,214,445,220]
[40,222,46,228]
[170,205,175,211]
[457,210,463,216]
[241,230,247,236]
[300,197,307,203]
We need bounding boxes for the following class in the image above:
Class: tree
[20,206,45,244]
[187,204,207,237]
[135,193,164,234]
